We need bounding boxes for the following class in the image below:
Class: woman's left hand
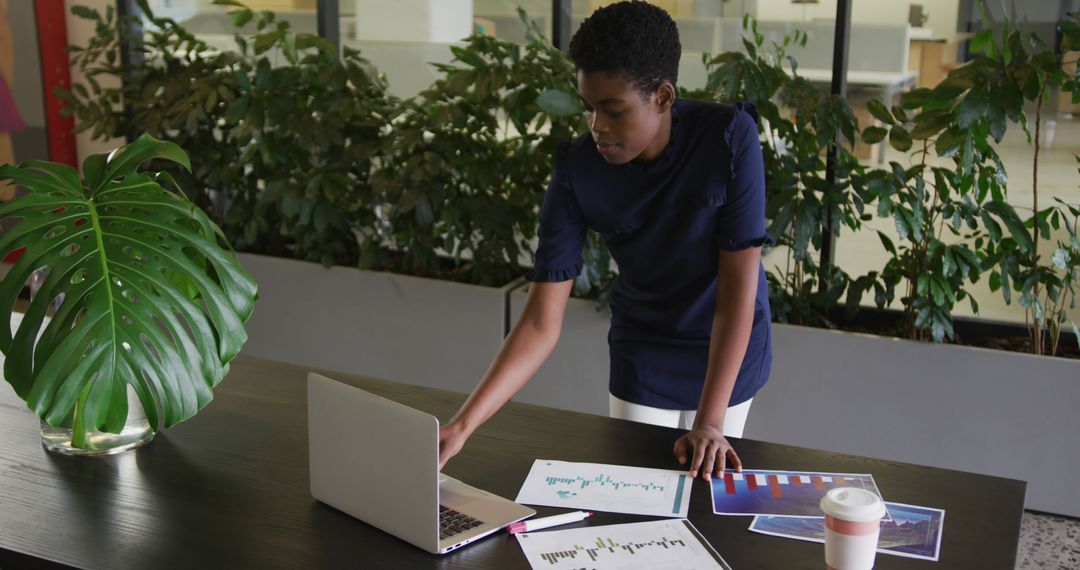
[673,424,742,480]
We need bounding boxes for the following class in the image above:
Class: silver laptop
[307,372,535,554]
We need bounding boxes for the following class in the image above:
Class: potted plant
[745,9,1080,518]
[0,134,257,455]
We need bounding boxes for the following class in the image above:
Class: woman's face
[576,70,673,165]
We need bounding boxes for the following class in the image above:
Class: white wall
[354,0,472,43]
[755,0,960,41]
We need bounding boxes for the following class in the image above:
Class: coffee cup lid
[819,487,886,522]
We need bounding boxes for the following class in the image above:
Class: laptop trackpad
[440,478,486,510]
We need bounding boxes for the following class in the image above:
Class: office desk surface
[0,356,1025,569]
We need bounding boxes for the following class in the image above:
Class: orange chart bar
[768,475,782,498]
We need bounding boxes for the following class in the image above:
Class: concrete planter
[508,285,611,416]
[746,324,1080,517]
[237,253,520,395]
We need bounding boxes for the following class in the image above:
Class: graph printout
[749,502,945,561]
[710,469,887,518]
[515,460,692,517]
[516,519,731,570]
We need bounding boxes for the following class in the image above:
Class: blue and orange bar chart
[710,469,886,517]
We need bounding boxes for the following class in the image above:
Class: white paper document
[515,459,692,517]
[516,519,731,569]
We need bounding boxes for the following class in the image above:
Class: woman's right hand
[438,419,471,470]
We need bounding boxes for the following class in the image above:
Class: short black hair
[568,1,681,95]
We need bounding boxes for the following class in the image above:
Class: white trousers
[608,394,753,438]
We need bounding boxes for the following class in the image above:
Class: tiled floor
[1016,510,1080,569]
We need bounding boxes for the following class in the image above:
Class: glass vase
[39,384,155,456]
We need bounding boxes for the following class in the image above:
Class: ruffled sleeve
[715,102,775,251]
[525,154,587,282]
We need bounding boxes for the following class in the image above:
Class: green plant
[691,17,869,327]
[857,4,1080,350]
[0,135,257,449]
[60,0,396,268]
[370,10,584,286]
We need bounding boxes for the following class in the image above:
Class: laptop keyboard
[439,505,485,540]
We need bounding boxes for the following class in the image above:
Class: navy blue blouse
[525,99,773,410]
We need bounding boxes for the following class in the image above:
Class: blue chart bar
[671,474,687,514]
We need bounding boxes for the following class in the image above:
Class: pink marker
[507,511,593,534]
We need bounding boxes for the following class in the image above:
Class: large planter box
[237,253,519,395]
[746,324,1080,517]
[507,285,610,415]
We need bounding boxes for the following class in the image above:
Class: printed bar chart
[517,519,732,569]
[538,534,688,564]
[517,460,692,517]
[711,469,886,517]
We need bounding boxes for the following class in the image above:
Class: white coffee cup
[819,487,887,570]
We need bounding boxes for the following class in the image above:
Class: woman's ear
[655,81,676,113]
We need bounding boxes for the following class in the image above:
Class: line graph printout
[516,519,731,569]
[710,469,887,518]
[515,460,692,517]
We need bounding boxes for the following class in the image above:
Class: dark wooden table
[0,356,1025,569]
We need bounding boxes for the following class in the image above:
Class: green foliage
[848,2,1080,349]
[693,19,868,327]
[60,2,396,268]
[0,135,257,448]
[58,3,1079,355]
[370,11,585,286]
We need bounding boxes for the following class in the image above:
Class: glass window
[340,1,551,99]
[835,0,1080,331]
[140,0,317,63]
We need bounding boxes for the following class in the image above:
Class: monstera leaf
[0,134,257,448]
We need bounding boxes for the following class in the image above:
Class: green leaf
[866,99,895,125]
[1062,20,1080,51]
[943,248,956,277]
[100,134,191,190]
[935,128,965,157]
[970,29,994,55]
[450,45,486,69]
[0,145,258,448]
[231,8,254,28]
[910,109,952,139]
[876,230,896,255]
[295,34,336,54]
[930,276,946,306]
[895,210,910,241]
[535,89,580,116]
[889,126,913,152]
[956,88,989,129]
[253,30,285,54]
[984,202,1033,253]
[900,88,934,109]
[70,6,99,20]
[861,126,888,144]
[981,208,1004,240]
